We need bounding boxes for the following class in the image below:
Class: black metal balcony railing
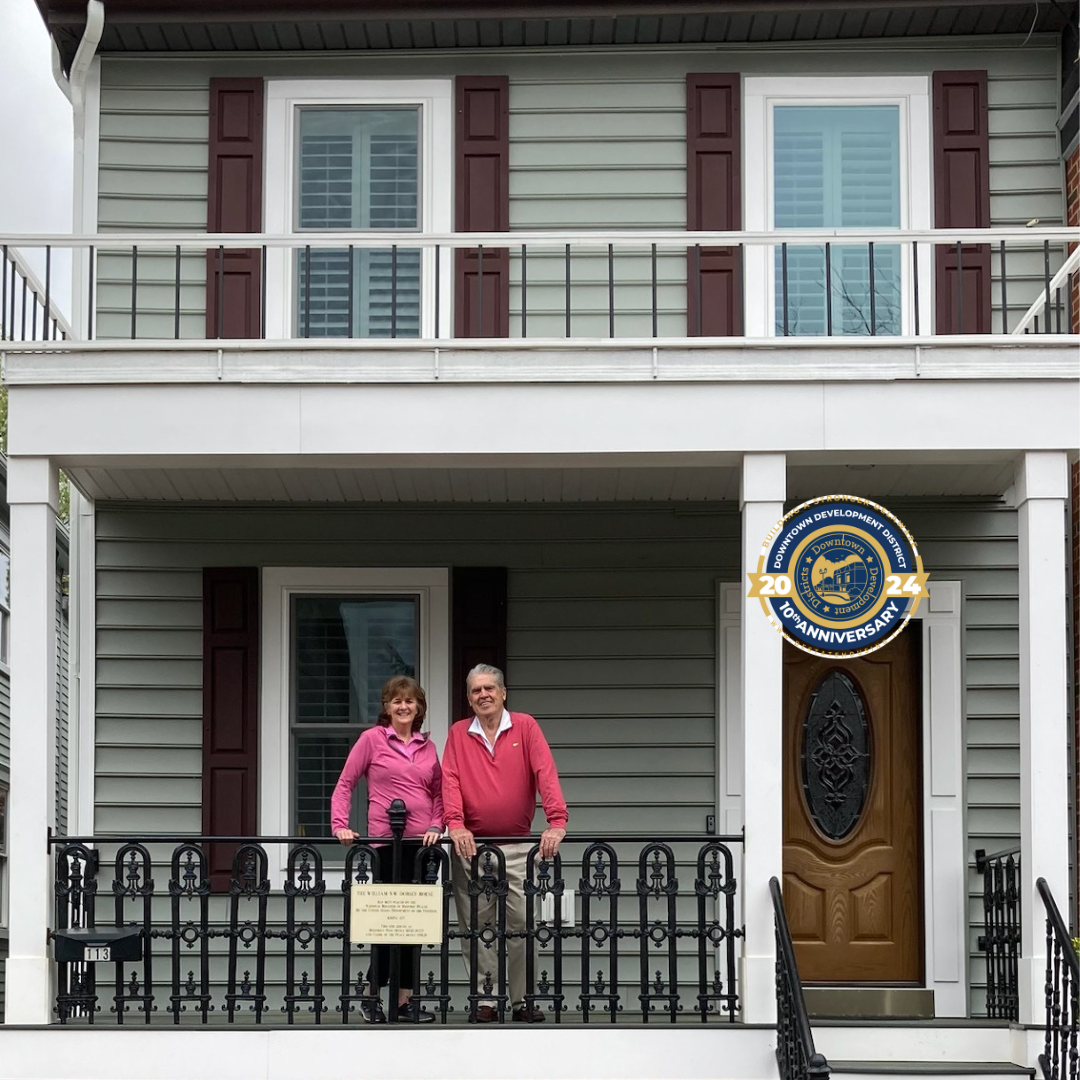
[771,877,830,1080]
[1036,877,1079,1080]
[1,229,1076,347]
[50,831,742,1026]
[1,243,71,343]
[976,846,1021,1022]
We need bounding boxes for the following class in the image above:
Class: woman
[331,675,443,1024]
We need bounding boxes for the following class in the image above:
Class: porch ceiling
[64,457,1017,503]
[39,0,1072,72]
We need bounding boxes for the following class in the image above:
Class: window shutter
[202,568,259,891]
[686,74,742,336]
[455,77,510,338]
[933,71,991,334]
[206,78,264,339]
[451,568,507,722]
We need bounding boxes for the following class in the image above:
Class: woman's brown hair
[376,675,427,733]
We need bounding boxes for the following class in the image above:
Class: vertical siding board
[686,73,742,336]
[455,76,510,337]
[202,568,259,889]
[451,567,508,721]
[933,71,992,334]
[205,78,264,340]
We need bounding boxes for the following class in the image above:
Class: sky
[0,0,75,317]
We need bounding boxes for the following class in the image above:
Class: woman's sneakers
[362,997,435,1024]
[360,998,387,1024]
[398,1000,436,1024]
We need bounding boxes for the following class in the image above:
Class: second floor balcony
[1,227,1076,387]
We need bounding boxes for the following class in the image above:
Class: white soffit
[63,460,1017,503]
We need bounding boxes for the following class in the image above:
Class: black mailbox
[53,926,143,964]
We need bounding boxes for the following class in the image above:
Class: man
[441,663,568,1023]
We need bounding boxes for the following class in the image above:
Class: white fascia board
[5,379,1078,461]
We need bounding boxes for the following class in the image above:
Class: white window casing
[743,76,932,338]
[264,79,454,341]
[259,567,450,879]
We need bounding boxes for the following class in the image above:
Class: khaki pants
[451,842,531,1010]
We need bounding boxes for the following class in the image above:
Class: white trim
[70,488,97,835]
[259,567,450,878]
[718,579,966,1016]
[743,75,932,338]
[264,78,453,341]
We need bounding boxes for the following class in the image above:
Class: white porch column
[4,457,60,1024]
[739,452,786,1024]
[1015,450,1071,1027]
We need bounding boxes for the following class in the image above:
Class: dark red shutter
[206,78,264,339]
[455,77,510,337]
[202,567,259,890]
[686,74,742,336]
[933,71,991,334]
[451,568,507,721]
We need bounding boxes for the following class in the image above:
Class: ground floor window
[261,568,450,852]
[291,594,419,836]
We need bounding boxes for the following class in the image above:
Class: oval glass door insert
[801,671,871,840]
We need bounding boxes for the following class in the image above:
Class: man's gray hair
[466,663,506,691]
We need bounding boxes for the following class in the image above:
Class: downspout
[68,0,105,237]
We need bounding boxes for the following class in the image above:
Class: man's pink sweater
[441,712,568,837]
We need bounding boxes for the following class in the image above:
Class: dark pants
[367,842,437,993]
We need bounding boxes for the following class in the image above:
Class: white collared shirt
[468,709,513,756]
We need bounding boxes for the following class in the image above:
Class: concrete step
[829,1062,1035,1080]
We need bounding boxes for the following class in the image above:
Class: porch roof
[38,0,1073,73]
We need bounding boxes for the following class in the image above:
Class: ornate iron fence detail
[1037,877,1079,1080]
[771,876,830,1080]
[976,846,1021,1021]
[49,831,742,1026]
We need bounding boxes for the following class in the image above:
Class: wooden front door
[782,631,922,983]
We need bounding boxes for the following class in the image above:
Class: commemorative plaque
[349,884,444,945]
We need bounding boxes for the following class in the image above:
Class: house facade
[0,0,1077,1077]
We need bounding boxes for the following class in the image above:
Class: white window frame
[743,76,932,338]
[264,78,454,340]
[260,567,450,876]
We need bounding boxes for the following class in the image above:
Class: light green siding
[96,38,1064,339]
[94,503,732,836]
[92,498,1025,1015]
[0,670,9,778]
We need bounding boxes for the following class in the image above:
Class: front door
[782,631,922,983]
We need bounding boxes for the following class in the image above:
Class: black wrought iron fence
[1036,877,1079,1080]
[976,846,1021,1021]
[771,877,829,1080]
[49,829,742,1026]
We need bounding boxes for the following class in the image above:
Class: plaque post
[387,798,407,1022]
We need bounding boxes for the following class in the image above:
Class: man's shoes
[360,998,386,1024]
[512,1005,546,1023]
[473,1005,499,1023]
[398,1000,435,1024]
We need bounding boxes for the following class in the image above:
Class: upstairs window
[296,108,421,338]
[773,105,901,336]
[743,77,931,338]
[265,80,452,340]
